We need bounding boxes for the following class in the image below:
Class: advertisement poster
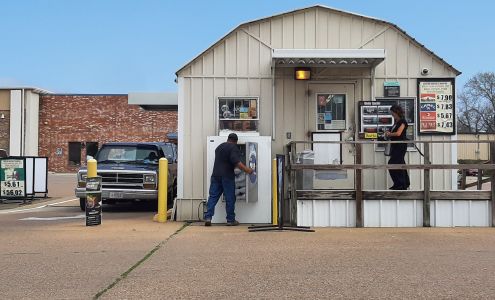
[0,159,26,198]
[418,79,455,135]
[85,176,102,226]
[358,98,415,143]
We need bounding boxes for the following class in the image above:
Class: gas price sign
[418,79,455,135]
[0,158,26,198]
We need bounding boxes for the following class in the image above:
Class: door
[308,83,355,189]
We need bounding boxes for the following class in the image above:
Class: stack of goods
[234,168,246,201]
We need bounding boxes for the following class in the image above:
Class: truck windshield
[96,145,160,164]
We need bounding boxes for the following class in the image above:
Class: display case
[218,97,259,134]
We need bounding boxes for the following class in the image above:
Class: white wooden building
[173,5,483,227]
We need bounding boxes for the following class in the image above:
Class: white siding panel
[191,58,203,76]
[237,79,249,96]
[316,8,327,49]
[313,200,330,227]
[339,16,352,48]
[297,200,313,227]
[397,200,417,227]
[364,200,381,227]
[350,17,363,48]
[304,10,316,49]
[470,201,490,227]
[9,90,22,156]
[270,17,283,48]
[203,51,214,76]
[297,200,355,227]
[248,37,260,76]
[396,35,409,77]
[327,12,340,48]
[191,78,204,198]
[213,41,225,76]
[237,31,249,76]
[385,29,398,77]
[365,200,422,227]
[293,13,305,48]
[380,200,397,227]
[282,15,294,48]
[259,79,272,136]
[225,36,236,75]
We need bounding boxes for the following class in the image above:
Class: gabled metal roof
[175,4,461,76]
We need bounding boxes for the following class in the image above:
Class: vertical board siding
[304,10,316,48]
[364,200,423,227]
[176,6,460,221]
[293,13,305,48]
[431,200,491,227]
[298,200,356,227]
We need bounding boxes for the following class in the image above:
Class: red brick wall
[39,95,178,173]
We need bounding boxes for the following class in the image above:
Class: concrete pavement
[0,201,183,300]
[103,225,495,299]
[3,197,495,299]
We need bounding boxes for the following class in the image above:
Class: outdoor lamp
[295,67,311,80]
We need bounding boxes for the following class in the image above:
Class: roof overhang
[128,92,177,105]
[272,49,385,68]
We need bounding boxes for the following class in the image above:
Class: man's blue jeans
[204,176,236,222]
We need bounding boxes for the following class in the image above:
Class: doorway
[307,83,355,189]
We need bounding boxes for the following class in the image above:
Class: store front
[175,5,468,226]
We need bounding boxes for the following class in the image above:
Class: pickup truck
[75,142,177,211]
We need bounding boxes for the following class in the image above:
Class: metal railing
[285,140,495,227]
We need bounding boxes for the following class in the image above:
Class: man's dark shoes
[205,219,211,226]
[226,220,240,226]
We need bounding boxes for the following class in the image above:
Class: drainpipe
[21,88,25,156]
[370,66,376,101]
[271,60,276,141]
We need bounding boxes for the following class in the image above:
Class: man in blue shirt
[204,133,253,226]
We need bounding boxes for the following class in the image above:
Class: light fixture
[295,67,311,80]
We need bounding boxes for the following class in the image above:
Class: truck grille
[98,172,144,189]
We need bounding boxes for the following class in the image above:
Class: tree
[457,72,495,133]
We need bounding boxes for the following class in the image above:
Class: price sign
[418,79,455,135]
[0,158,26,198]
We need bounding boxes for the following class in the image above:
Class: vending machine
[206,136,271,224]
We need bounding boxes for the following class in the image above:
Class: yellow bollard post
[87,159,97,178]
[272,158,278,225]
[156,158,168,223]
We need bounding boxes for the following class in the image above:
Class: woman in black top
[385,105,410,190]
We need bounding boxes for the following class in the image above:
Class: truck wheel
[79,198,86,211]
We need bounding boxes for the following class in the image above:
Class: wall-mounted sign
[0,158,26,198]
[85,176,102,226]
[358,98,415,143]
[417,79,455,135]
[384,81,400,97]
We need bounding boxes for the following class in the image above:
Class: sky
[0,0,493,94]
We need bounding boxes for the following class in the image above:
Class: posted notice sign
[418,79,455,135]
[0,158,26,198]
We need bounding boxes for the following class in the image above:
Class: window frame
[315,93,347,131]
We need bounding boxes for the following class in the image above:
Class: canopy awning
[272,49,385,67]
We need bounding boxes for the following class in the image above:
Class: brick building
[39,94,177,172]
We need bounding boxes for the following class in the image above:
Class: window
[316,94,346,130]
[86,142,98,158]
[68,142,82,166]
[218,97,259,133]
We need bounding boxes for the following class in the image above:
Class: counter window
[218,97,259,133]
[316,94,346,130]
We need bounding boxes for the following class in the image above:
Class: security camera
[421,68,430,75]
